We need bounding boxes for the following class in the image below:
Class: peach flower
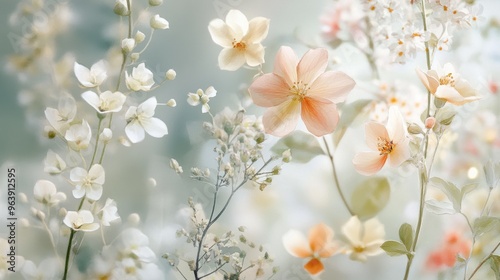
[249,46,355,136]
[282,223,338,275]
[353,106,410,175]
[426,231,471,270]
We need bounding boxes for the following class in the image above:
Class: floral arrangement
[2,0,500,279]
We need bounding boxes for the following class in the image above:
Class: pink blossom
[248,46,355,137]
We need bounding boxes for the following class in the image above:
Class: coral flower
[416,63,481,106]
[353,106,410,175]
[249,46,355,137]
[425,231,471,270]
[282,223,338,275]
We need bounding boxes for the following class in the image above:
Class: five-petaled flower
[125,97,168,143]
[208,9,269,71]
[416,63,481,106]
[248,46,356,137]
[353,106,410,175]
[341,216,385,262]
[282,223,339,275]
[70,164,105,201]
[63,210,100,232]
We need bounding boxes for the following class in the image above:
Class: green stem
[62,229,75,280]
[89,117,103,167]
[322,137,354,216]
[467,241,500,280]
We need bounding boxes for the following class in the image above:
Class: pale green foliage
[271,130,324,163]
[351,177,390,220]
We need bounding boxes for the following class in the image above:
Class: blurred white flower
[341,216,385,262]
[82,90,126,113]
[122,38,136,53]
[119,228,156,263]
[135,30,146,43]
[98,198,120,226]
[43,150,66,174]
[70,164,105,201]
[208,9,269,70]
[63,210,100,232]
[45,96,77,134]
[65,120,92,151]
[169,158,183,174]
[125,97,168,143]
[187,86,216,113]
[74,60,107,88]
[125,63,155,92]
[21,259,60,280]
[33,180,66,206]
[150,14,169,29]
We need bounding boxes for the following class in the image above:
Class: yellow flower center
[353,245,365,253]
[290,81,310,101]
[232,39,246,51]
[439,73,455,87]
[377,137,395,155]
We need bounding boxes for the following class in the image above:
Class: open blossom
[65,120,92,151]
[97,198,120,226]
[125,97,168,143]
[70,164,105,201]
[283,223,338,275]
[45,96,77,134]
[33,180,66,206]
[416,63,481,105]
[82,90,126,113]
[125,63,155,92]
[74,60,107,88]
[43,150,66,174]
[341,216,385,262]
[353,106,410,175]
[208,9,269,71]
[426,231,471,270]
[63,210,100,232]
[248,46,356,137]
[119,228,156,263]
[187,86,217,113]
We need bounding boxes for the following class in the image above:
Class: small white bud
[20,218,30,227]
[166,69,176,80]
[130,52,140,62]
[100,128,113,142]
[121,38,136,53]
[134,31,146,43]
[119,136,131,147]
[114,0,129,16]
[150,14,169,29]
[149,0,163,6]
[166,99,177,107]
[169,158,183,174]
[282,149,292,163]
[128,213,141,225]
[59,208,67,217]
[19,192,28,203]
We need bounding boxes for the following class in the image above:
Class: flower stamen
[377,137,395,155]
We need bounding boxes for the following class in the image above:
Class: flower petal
[434,86,465,105]
[81,91,101,112]
[341,216,362,245]
[416,68,439,94]
[301,97,339,136]
[141,117,168,138]
[208,19,233,47]
[244,43,265,66]
[138,97,157,117]
[304,258,324,275]
[225,10,248,39]
[388,138,410,167]
[218,48,246,71]
[353,151,387,176]
[365,122,389,151]
[308,223,335,254]
[282,230,312,258]
[308,71,356,103]
[362,218,385,245]
[74,62,93,87]
[244,17,269,43]
[262,99,301,136]
[386,106,406,144]
[86,185,103,201]
[297,48,328,85]
[273,46,298,86]
[248,73,290,107]
[126,121,145,143]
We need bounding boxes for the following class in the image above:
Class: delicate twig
[467,241,500,280]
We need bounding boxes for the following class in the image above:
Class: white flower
[341,216,385,262]
[70,164,105,201]
[119,228,156,263]
[82,90,126,113]
[187,86,216,113]
[125,97,168,143]
[45,96,77,134]
[122,38,136,53]
[169,158,183,174]
[125,63,155,92]
[21,259,59,280]
[208,9,270,70]
[65,120,92,151]
[33,180,66,206]
[63,210,100,232]
[98,198,120,226]
[44,150,66,174]
[74,60,107,88]
[150,14,169,29]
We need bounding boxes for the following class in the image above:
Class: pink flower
[353,106,410,175]
[282,223,338,275]
[248,46,355,137]
[425,231,471,270]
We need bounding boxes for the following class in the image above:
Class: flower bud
[128,213,141,225]
[434,97,447,108]
[166,99,177,107]
[150,14,169,29]
[166,69,176,80]
[134,31,146,43]
[425,117,436,129]
[407,123,423,134]
[282,149,292,163]
[130,52,140,62]
[100,128,113,142]
[114,0,129,16]
[121,38,135,53]
[149,0,163,6]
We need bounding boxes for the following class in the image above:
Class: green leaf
[460,184,477,200]
[270,131,324,163]
[473,216,500,236]
[489,255,500,280]
[351,177,390,220]
[429,177,461,212]
[425,199,456,215]
[332,99,372,146]
[399,223,414,251]
[484,160,500,188]
[381,241,410,257]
